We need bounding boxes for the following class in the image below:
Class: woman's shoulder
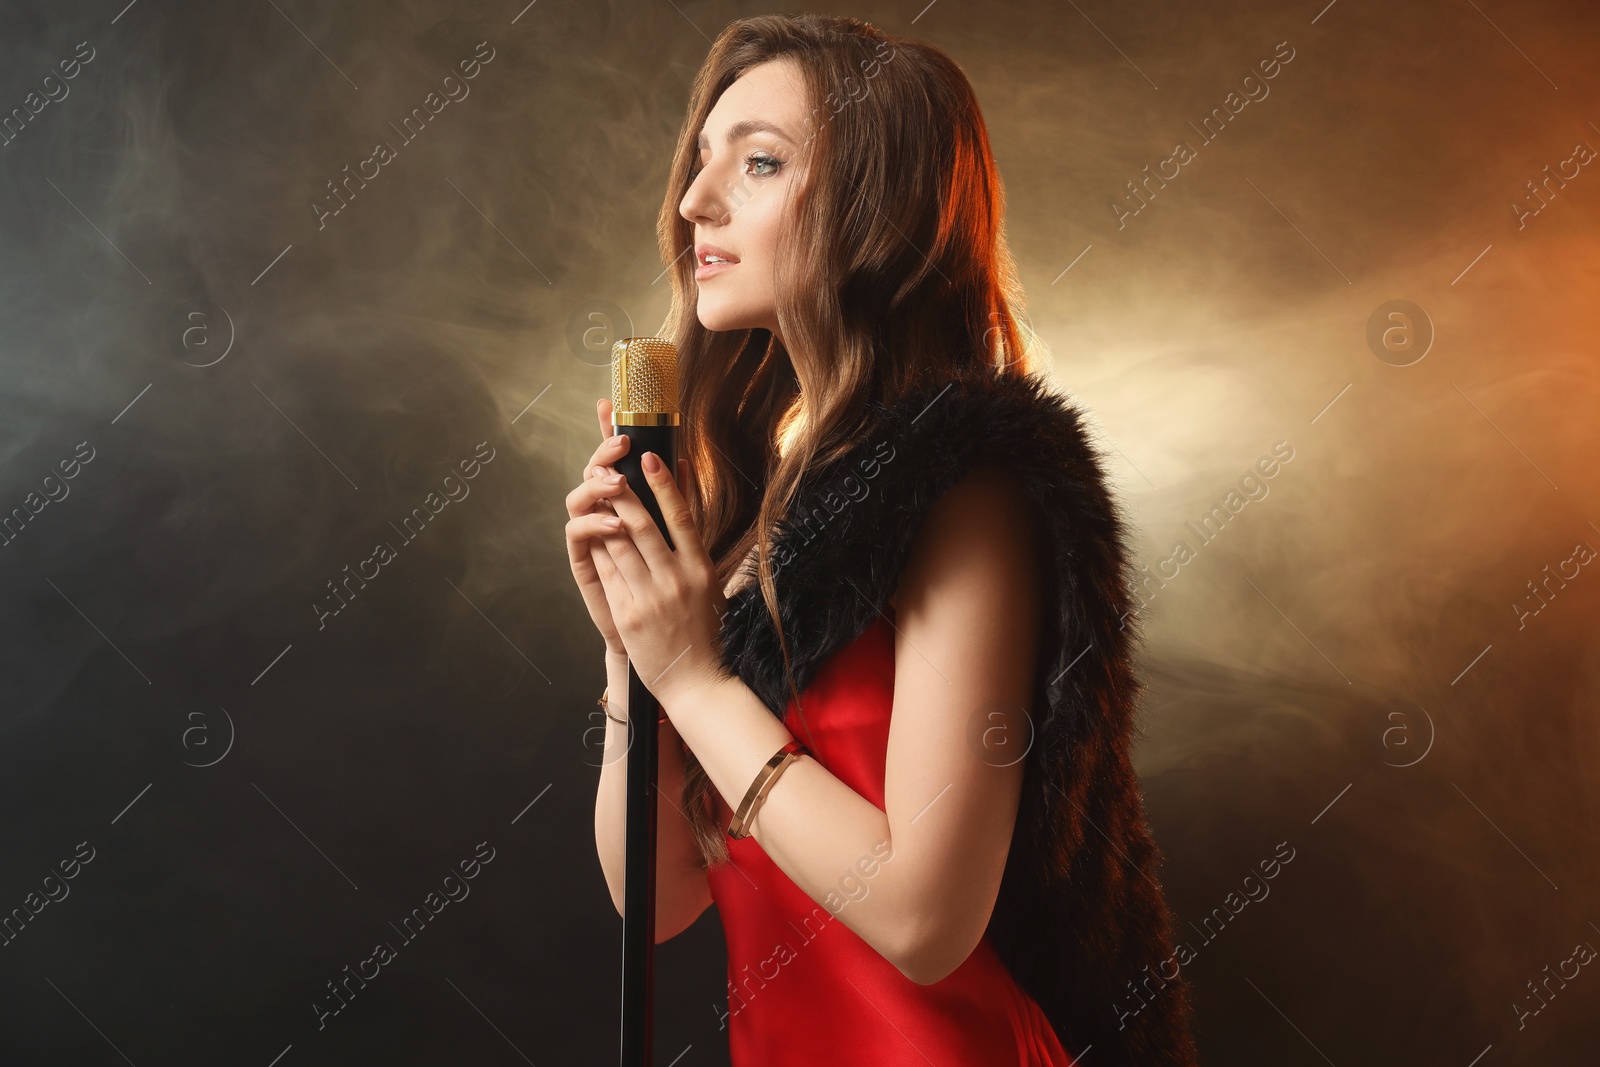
[890,461,1044,623]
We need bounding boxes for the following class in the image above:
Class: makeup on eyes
[694,144,786,177]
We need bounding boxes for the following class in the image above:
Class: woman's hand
[564,398,636,658]
[590,443,731,711]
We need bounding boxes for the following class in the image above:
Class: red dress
[706,605,1077,1066]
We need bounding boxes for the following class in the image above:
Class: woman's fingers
[576,443,657,589]
[604,452,711,569]
[583,401,630,487]
[592,399,630,489]
[603,473,681,576]
[566,511,625,557]
[597,491,659,592]
[639,451,713,570]
[590,537,634,614]
[581,434,630,487]
[565,464,629,518]
[566,513,626,610]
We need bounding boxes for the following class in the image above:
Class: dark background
[1,0,1597,1063]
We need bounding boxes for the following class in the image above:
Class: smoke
[0,0,1595,1063]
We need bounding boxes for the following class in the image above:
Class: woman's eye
[745,152,782,178]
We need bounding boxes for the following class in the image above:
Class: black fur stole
[716,369,1201,1065]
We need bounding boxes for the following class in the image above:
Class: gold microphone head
[609,337,681,426]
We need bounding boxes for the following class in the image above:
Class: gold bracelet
[598,687,669,726]
[727,739,810,840]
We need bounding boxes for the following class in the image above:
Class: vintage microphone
[609,336,680,1067]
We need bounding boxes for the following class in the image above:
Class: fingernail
[642,452,661,473]
[610,433,625,445]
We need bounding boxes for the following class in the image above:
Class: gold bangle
[598,687,669,726]
[727,739,810,840]
[598,689,627,725]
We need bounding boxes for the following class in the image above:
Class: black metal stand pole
[619,665,660,1066]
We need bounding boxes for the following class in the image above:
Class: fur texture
[716,369,1201,1064]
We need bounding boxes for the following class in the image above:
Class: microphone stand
[615,423,677,1067]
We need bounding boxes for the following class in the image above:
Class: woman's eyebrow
[696,118,793,151]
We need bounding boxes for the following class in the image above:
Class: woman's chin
[695,304,758,334]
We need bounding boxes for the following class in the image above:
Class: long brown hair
[659,14,1042,868]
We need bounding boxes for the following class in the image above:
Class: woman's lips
[695,259,737,280]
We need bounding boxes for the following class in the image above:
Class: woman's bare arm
[663,463,1044,983]
[594,649,713,942]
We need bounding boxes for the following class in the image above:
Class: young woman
[573,15,1200,1066]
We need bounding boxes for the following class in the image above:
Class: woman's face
[678,57,810,343]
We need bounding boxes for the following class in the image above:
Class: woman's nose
[680,168,726,226]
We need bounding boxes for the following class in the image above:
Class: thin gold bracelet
[727,739,810,840]
[598,687,669,726]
